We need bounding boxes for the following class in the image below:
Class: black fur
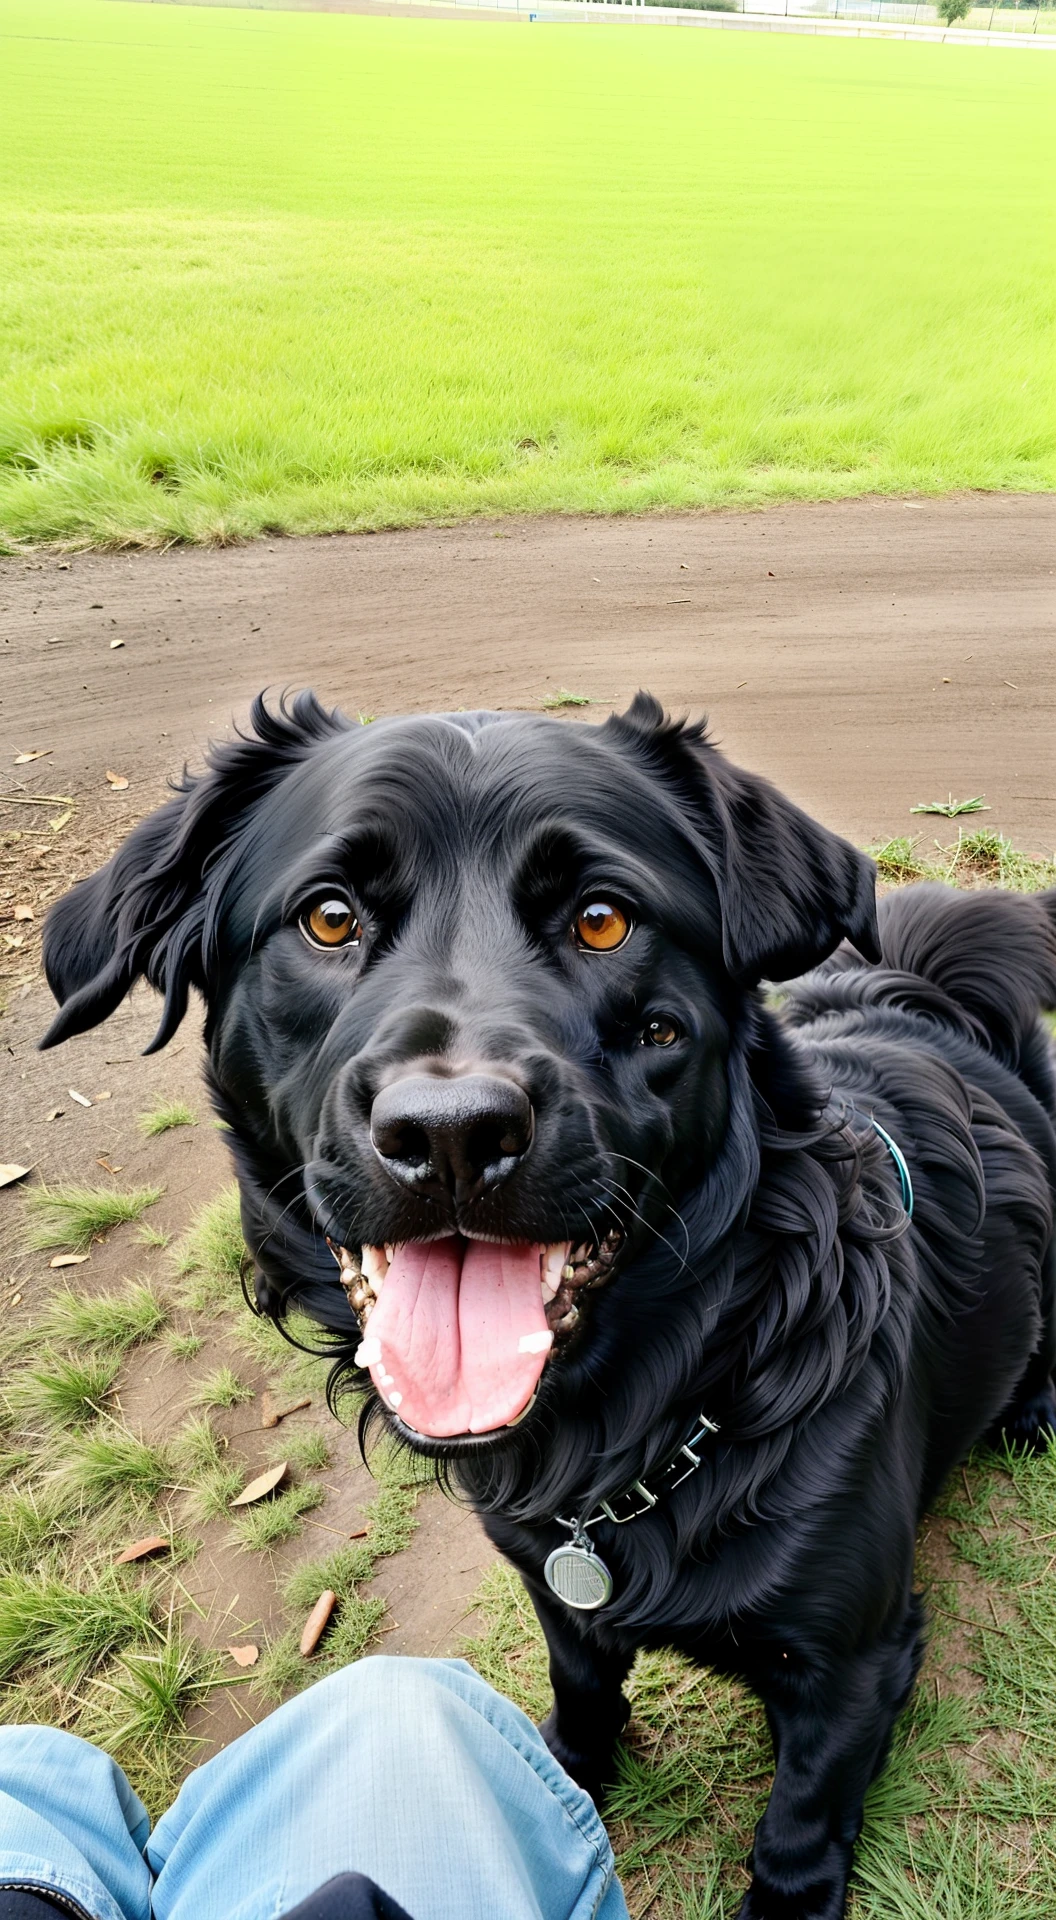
[41,692,1056,1920]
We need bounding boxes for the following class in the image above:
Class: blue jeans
[0,1657,629,1920]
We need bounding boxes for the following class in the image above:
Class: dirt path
[4,495,1054,864]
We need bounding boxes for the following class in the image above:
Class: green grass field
[0,0,1053,544]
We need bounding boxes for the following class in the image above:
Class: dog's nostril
[372,1118,430,1170]
[369,1073,534,1196]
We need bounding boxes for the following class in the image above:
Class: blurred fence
[438,0,1056,37]
[666,0,1053,27]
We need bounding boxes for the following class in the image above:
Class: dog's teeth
[570,1242,591,1264]
[540,1241,570,1300]
[362,1245,390,1291]
[561,1263,575,1282]
[506,1389,538,1428]
[355,1337,382,1367]
[388,1390,402,1410]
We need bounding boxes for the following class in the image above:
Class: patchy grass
[946,828,1056,893]
[541,689,592,710]
[910,794,990,820]
[42,1281,167,1354]
[193,1366,253,1411]
[275,1430,331,1475]
[165,1330,204,1362]
[173,1185,245,1311]
[0,1568,158,1687]
[25,1184,163,1253]
[139,1100,197,1138]
[0,1483,74,1575]
[5,1350,120,1429]
[462,1438,1056,1917]
[1,3,1054,546]
[871,837,937,887]
[77,1621,223,1813]
[173,1413,243,1522]
[871,832,1056,894]
[55,1427,174,1507]
[0,1187,414,1823]
[137,1224,171,1250]
[231,1482,326,1554]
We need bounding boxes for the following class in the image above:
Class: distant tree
[937,0,972,19]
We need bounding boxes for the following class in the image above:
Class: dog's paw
[994,1380,1056,1455]
[735,1876,847,1920]
[538,1709,615,1806]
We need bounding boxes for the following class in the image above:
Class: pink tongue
[365,1238,551,1437]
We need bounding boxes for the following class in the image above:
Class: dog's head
[41,691,877,1452]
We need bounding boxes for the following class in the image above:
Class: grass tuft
[139,1100,197,1137]
[6,1350,120,1429]
[275,1430,331,1474]
[26,1184,163,1253]
[173,1414,243,1521]
[945,827,1056,892]
[42,1281,167,1354]
[0,1569,158,1686]
[82,1620,223,1766]
[55,1428,173,1506]
[193,1366,253,1411]
[910,794,990,819]
[232,1482,326,1553]
[869,832,1056,894]
[0,1484,73,1575]
[165,1330,204,1361]
[541,688,592,710]
[172,1185,246,1311]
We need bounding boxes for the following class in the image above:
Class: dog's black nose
[369,1073,533,1202]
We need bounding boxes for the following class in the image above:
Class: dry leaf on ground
[105,770,129,789]
[12,905,33,922]
[0,1164,33,1188]
[300,1590,337,1656]
[68,1088,92,1108]
[230,1461,288,1507]
[14,750,52,764]
[228,1644,260,1668]
[49,1252,90,1269]
[115,1536,170,1565]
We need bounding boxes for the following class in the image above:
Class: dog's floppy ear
[607,693,880,984]
[41,690,349,1054]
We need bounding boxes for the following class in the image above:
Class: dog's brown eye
[642,1018,679,1048]
[302,897,360,949]
[575,902,630,952]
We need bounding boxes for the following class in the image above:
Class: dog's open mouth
[330,1230,622,1439]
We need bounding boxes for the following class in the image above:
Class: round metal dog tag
[544,1542,613,1611]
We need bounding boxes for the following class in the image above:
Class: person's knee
[0,1723,133,1803]
[317,1656,475,1732]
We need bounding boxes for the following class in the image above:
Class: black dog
[42,692,1056,1920]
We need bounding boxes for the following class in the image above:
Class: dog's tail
[875,882,1056,1069]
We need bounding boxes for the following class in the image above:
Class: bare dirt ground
[2,495,1054,1732]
